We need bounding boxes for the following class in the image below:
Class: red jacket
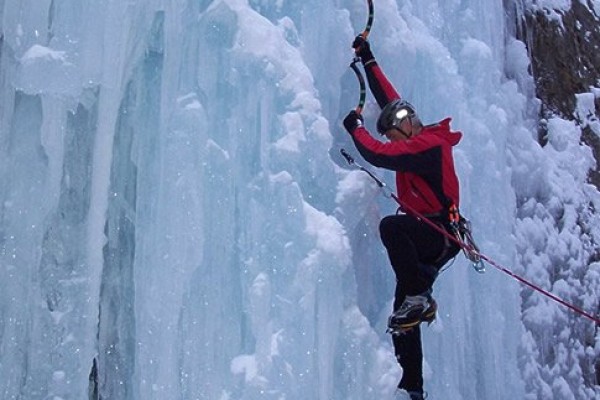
[349,61,462,215]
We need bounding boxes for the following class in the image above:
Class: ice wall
[0,1,533,399]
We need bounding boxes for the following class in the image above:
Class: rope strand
[340,148,600,325]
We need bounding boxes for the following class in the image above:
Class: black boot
[388,290,437,334]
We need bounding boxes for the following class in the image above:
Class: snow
[17,44,78,95]
[0,0,598,399]
[524,0,572,23]
[20,44,68,64]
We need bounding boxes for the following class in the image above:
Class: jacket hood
[425,117,462,146]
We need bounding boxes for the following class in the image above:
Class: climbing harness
[448,204,485,273]
[340,148,600,325]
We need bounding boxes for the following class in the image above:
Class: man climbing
[342,36,462,400]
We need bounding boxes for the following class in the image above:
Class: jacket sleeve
[364,61,401,109]
[350,126,441,174]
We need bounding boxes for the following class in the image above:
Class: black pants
[379,214,459,392]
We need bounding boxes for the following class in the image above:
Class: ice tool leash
[340,148,600,326]
[349,0,374,114]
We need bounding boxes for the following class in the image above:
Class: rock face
[522,1,599,116]
[511,1,600,397]
[520,1,600,181]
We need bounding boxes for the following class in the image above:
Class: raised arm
[353,36,400,108]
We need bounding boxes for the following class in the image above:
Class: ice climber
[342,36,463,400]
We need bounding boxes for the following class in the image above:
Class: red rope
[340,149,600,325]
[398,198,600,326]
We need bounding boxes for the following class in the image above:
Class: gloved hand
[343,110,364,134]
[352,35,374,64]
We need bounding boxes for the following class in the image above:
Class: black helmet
[376,99,420,135]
